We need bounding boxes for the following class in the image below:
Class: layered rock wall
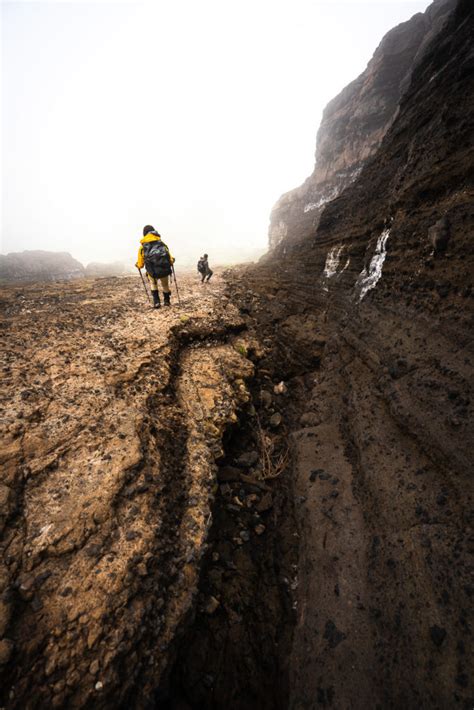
[235,0,473,706]
[268,0,456,253]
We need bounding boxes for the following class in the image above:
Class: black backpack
[144,240,172,278]
[197,258,206,274]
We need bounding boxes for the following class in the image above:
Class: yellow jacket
[135,233,175,269]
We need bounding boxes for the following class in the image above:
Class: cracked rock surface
[0,274,253,709]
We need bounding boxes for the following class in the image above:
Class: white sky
[1,0,430,266]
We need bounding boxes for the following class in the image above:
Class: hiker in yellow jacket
[136,225,175,308]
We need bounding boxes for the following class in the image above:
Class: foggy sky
[1,0,430,267]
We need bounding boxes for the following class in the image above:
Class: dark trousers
[201,268,213,282]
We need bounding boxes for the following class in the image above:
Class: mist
[1,0,430,268]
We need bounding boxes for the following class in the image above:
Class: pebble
[239,530,250,542]
[300,412,320,427]
[254,524,266,536]
[18,576,35,600]
[269,413,282,428]
[256,492,273,513]
[309,469,330,482]
[227,504,242,513]
[220,483,232,497]
[95,681,103,691]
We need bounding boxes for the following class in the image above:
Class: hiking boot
[163,291,171,306]
[152,291,161,309]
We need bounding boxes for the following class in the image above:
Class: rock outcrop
[231,0,473,707]
[0,251,85,283]
[0,276,257,709]
[268,0,456,253]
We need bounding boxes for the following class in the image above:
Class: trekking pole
[171,263,181,306]
[138,267,151,305]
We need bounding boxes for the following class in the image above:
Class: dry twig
[256,414,290,480]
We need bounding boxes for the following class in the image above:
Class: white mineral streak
[323,245,344,278]
[303,165,362,215]
[357,229,390,301]
[304,186,340,213]
[349,166,363,181]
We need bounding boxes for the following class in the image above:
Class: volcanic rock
[0,274,254,709]
[227,1,473,707]
[234,451,259,468]
[267,0,457,253]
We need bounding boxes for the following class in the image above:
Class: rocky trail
[0,274,301,709]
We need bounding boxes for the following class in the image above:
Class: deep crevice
[156,366,299,710]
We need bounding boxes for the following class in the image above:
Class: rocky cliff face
[268,0,456,253]
[0,251,85,283]
[232,0,473,707]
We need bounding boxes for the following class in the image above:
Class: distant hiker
[136,225,175,308]
[197,253,213,283]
